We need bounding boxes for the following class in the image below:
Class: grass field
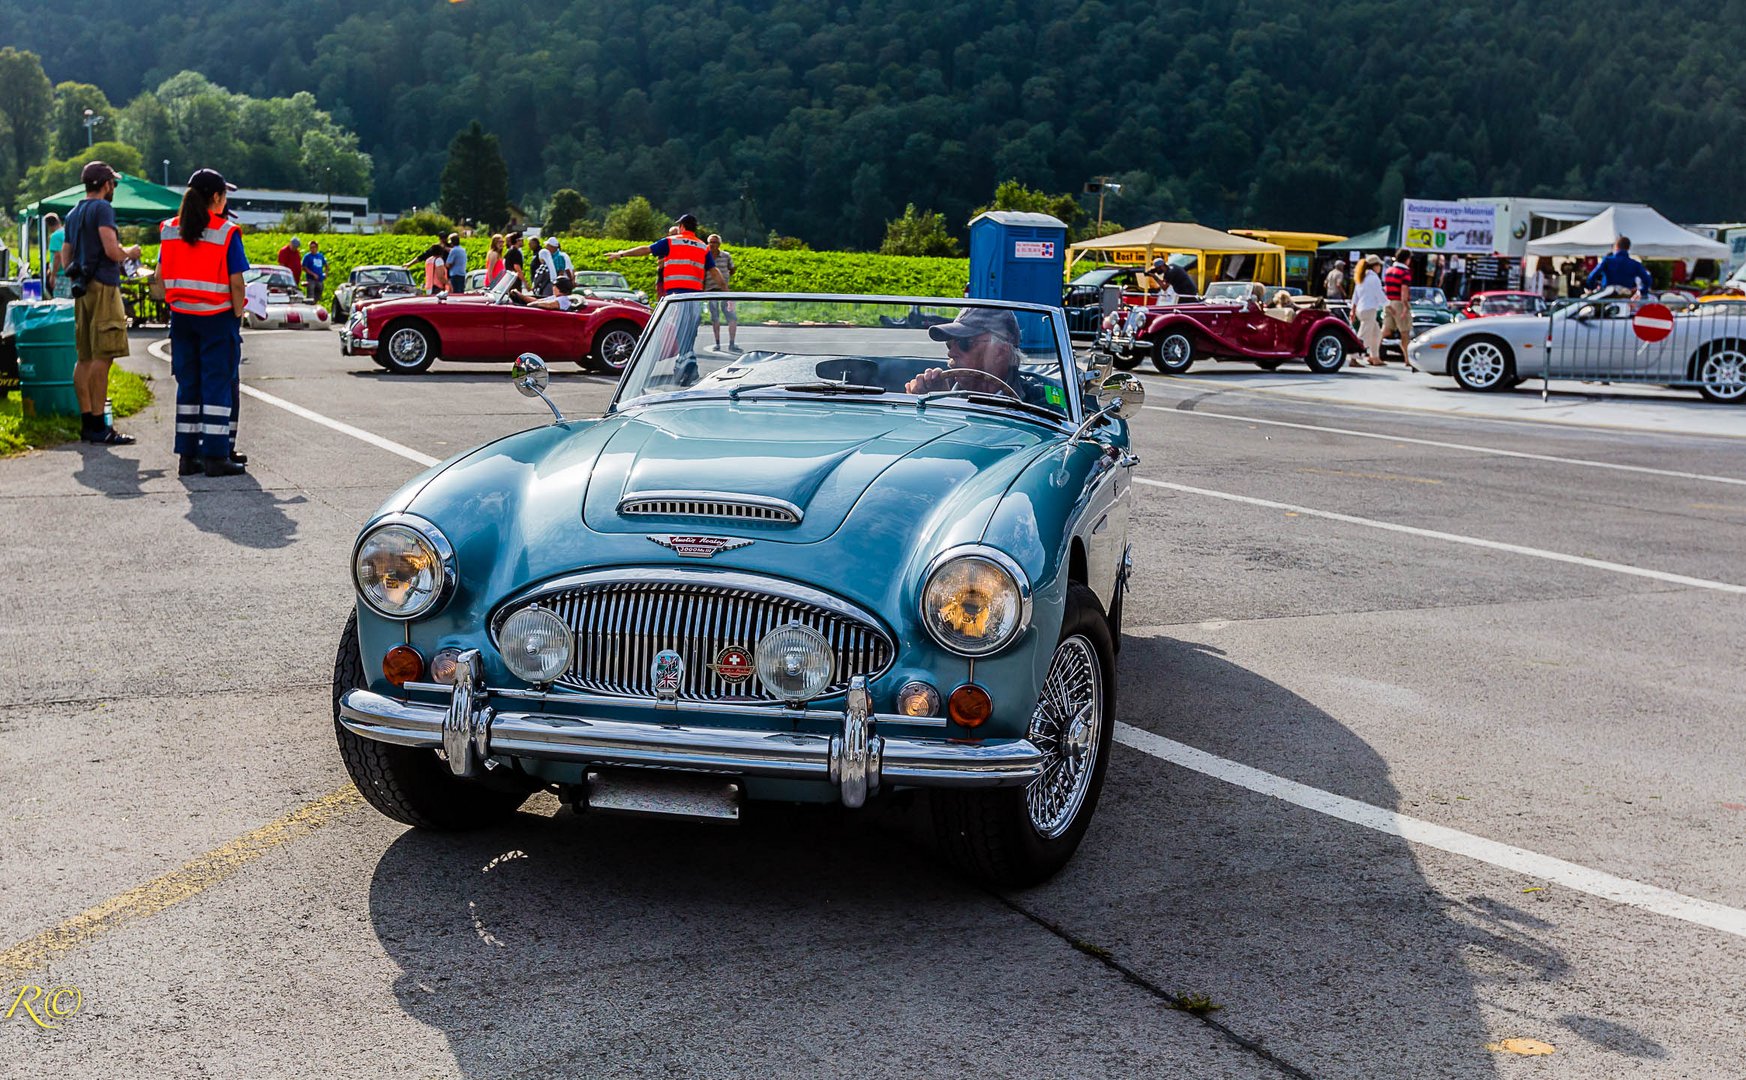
[1,367,152,457]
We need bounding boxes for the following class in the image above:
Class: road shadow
[353,633,1638,1077]
[182,472,304,548]
[71,444,166,499]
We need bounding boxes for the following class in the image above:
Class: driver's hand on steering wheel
[905,367,951,394]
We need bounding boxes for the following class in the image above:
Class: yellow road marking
[0,787,362,982]
[1296,466,1443,485]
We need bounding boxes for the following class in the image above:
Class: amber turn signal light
[948,683,992,728]
[383,645,424,687]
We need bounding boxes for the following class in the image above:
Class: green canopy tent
[14,174,183,288]
[1319,224,1399,252]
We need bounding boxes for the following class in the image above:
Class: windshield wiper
[728,382,888,399]
[915,389,1063,422]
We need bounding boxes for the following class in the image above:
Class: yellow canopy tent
[1229,229,1347,289]
[1068,221,1287,290]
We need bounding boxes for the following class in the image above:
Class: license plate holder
[584,769,743,823]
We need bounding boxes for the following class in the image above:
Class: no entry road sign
[1633,303,1674,343]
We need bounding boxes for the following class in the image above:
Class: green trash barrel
[6,299,80,418]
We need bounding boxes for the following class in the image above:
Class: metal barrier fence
[1534,295,1746,399]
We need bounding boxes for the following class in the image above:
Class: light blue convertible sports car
[333,293,1142,884]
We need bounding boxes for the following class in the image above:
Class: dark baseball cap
[187,168,237,196]
[81,160,118,186]
[674,213,699,230]
[927,306,1021,345]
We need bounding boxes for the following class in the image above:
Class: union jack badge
[652,649,683,701]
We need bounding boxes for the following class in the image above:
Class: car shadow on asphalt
[343,367,603,385]
[181,472,304,549]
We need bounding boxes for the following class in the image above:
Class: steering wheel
[934,367,1019,398]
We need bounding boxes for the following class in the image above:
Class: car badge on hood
[648,535,753,559]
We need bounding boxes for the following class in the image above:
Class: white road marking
[146,338,438,466]
[1145,405,1746,487]
[1133,476,1746,595]
[1114,722,1746,939]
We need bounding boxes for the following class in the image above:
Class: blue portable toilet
[967,211,1068,350]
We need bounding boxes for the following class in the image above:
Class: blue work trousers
[170,310,242,459]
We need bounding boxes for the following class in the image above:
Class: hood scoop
[617,491,803,525]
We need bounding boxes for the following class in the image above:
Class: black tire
[587,320,641,374]
[1691,341,1746,403]
[931,584,1116,888]
[332,611,529,829]
[1254,360,1283,371]
[1450,335,1515,392]
[1150,331,1194,374]
[1304,330,1347,373]
[1110,351,1143,371]
[381,320,437,374]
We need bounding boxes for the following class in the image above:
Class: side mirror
[1079,353,1115,397]
[512,352,565,422]
[1101,372,1145,419]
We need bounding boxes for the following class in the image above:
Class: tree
[976,180,1084,227]
[879,204,960,257]
[116,94,180,183]
[390,208,458,237]
[602,195,667,240]
[0,47,52,209]
[279,206,330,234]
[49,82,114,157]
[545,188,589,234]
[439,121,509,228]
[19,140,144,204]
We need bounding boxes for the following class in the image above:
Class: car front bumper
[338,653,1045,808]
[1095,330,1143,358]
[340,328,377,355]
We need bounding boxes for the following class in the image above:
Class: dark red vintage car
[340,273,650,375]
[1096,283,1362,374]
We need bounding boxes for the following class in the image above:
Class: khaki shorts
[1381,300,1413,341]
[75,282,131,360]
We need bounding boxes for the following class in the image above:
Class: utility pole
[1084,176,1122,235]
[82,108,104,148]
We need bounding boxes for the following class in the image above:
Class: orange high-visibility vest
[660,231,710,294]
[158,213,240,316]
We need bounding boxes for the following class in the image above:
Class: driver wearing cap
[904,307,1052,406]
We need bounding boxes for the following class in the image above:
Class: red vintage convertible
[340,273,650,375]
[1095,282,1362,374]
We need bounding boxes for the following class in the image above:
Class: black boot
[178,454,202,476]
[229,450,248,465]
[201,456,247,477]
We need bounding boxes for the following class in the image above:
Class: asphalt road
[2,330,1743,1078]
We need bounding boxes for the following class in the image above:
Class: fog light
[429,647,463,685]
[383,645,424,687]
[755,622,834,703]
[897,680,941,718]
[948,684,992,728]
[499,606,572,684]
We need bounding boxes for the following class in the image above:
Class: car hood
[366,293,490,317]
[394,398,1055,620]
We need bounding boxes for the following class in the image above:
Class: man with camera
[58,160,141,445]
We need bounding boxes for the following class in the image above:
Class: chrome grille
[515,577,891,701]
[619,492,801,524]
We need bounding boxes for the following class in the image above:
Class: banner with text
[1399,200,1497,254]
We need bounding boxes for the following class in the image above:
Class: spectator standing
[1585,236,1654,297]
[553,242,574,284]
[423,243,449,295]
[58,161,142,445]
[1350,255,1387,366]
[301,239,328,304]
[1381,248,1415,365]
[1323,259,1347,301]
[158,168,248,475]
[534,237,559,297]
[1445,253,1466,298]
[445,232,467,293]
[705,233,739,351]
[277,236,302,289]
[44,213,67,298]
[1428,253,1446,294]
[503,232,526,284]
[1523,259,1545,301]
[484,234,505,286]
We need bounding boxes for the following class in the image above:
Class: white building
[171,186,376,232]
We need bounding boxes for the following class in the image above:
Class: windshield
[1474,294,1541,314]
[1202,281,1265,302]
[357,267,411,286]
[615,297,1073,421]
[576,271,631,290]
[1411,287,1448,305]
[245,266,295,290]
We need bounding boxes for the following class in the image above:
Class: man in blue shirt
[301,239,328,303]
[444,233,467,293]
[1585,236,1655,297]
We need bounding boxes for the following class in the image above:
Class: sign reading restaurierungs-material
[1399,199,1497,254]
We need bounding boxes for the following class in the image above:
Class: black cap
[926,306,1022,346]
[81,160,118,186]
[187,168,237,196]
[674,213,699,230]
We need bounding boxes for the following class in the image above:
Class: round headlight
[499,606,573,684]
[755,623,834,703]
[354,519,452,620]
[920,551,1030,656]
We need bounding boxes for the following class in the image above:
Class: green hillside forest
[2,0,1742,249]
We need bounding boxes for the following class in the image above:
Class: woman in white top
[1350,255,1387,366]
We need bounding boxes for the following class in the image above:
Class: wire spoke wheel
[389,329,427,364]
[1025,634,1103,839]
[600,328,637,369]
[1699,348,1746,401]
[1316,334,1342,366]
[1455,340,1507,390]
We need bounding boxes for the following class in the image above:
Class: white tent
[1525,205,1728,261]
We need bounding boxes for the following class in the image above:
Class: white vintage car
[242,265,331,330]
[1408,294,1746,403]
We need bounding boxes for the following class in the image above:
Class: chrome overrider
[338,650,1045,808]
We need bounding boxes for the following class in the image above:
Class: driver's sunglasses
[945,333,987,355]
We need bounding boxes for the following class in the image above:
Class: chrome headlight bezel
[351,513,456,621]
[918,545,1033,657]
